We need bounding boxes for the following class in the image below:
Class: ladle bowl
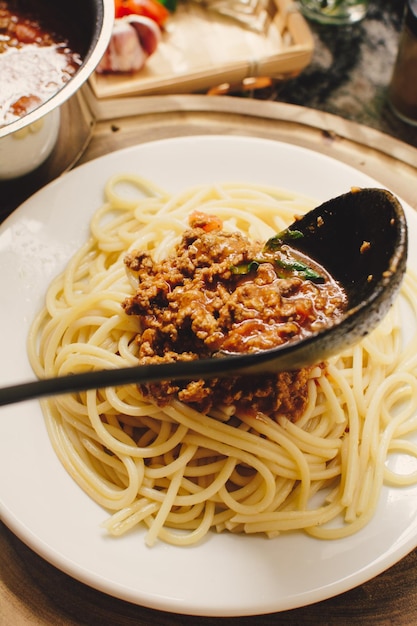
[0,187,408,406]
[260,185,408,370]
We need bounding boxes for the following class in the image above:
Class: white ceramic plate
[1,135,416,617]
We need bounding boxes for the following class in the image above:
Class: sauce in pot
[0,0,83,127]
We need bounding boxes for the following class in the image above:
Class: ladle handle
[0,357,242,407]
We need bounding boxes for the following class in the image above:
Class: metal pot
[0,0,114,179]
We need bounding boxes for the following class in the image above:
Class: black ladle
[0,187,407,407]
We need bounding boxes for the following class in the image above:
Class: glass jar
[298,0,368,25]
[388,0,417,125]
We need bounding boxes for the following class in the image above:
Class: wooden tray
[2,97,417,624]
[87,0,313,110]
[79,95,417,212]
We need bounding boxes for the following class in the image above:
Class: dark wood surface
[1,96,417,624]
[2,520,417,626]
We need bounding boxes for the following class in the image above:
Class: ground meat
[122,214,346,421]
[140,368,313,420]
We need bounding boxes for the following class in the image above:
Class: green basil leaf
[263,228,304,252]
[230,260,260,275]
[275,258,325,283]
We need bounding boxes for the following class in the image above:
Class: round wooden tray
[2,95,417,625]
[80,94,417,211]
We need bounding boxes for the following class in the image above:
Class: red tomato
[114,0,169,26]
[189,210,223,233]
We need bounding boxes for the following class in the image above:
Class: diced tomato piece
[11,95,42,116]
[189,211,223,232]
[15,22,42,44]
[294,299,313,325]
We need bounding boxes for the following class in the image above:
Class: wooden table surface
[1,96,417,625]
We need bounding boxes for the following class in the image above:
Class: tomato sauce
[0,1,83,127]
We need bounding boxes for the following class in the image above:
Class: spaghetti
[28,175,417,547]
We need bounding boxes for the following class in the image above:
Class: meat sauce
[0,1,82,127]
[123,212,348,421]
